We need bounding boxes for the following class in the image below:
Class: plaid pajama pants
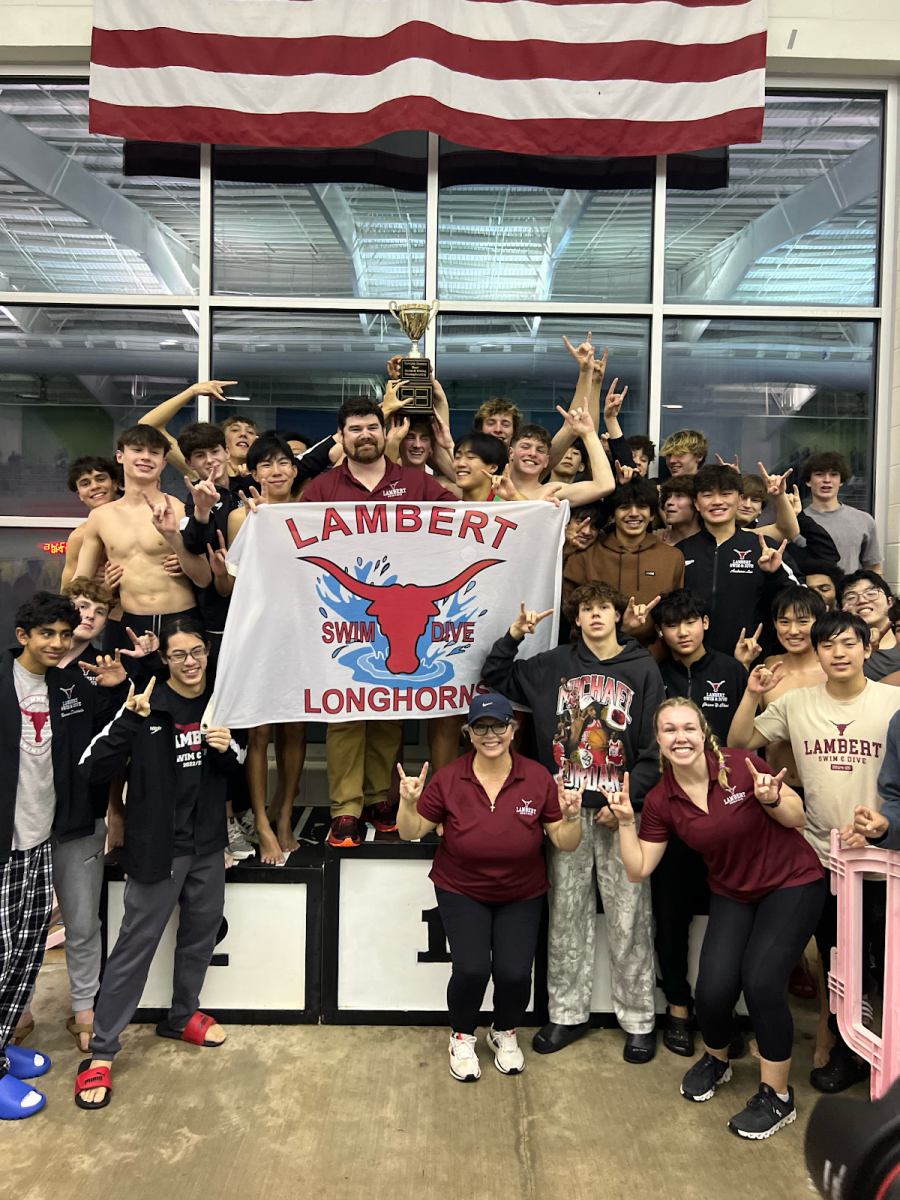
[0,840,53,1075]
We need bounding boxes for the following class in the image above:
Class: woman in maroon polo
[609,697,825,1142]
[397,693,583,1083]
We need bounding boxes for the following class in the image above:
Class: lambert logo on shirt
[175,720,203,768]
[803,720,882,769]
[703,680,730,708]
[730,549,755,574]
[59,684,84,717]
[723,787,747,805]
[381,485,407,499]
[19,695,50,756]
[516,801,537,816]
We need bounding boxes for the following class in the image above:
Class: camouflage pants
[546,813,656,1033]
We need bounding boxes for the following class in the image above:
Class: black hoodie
[657,648,747,744]
[482,632,665,809]
[0,648,127,862]
[79,681,247,883]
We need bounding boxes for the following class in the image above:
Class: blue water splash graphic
[307,555,487,686]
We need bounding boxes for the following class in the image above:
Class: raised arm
[727,663,785,749]
[139,380,237,477]
[61,524,86,589]
[551,408,615,505]
[396,763,439,841]
[548,334,597,470]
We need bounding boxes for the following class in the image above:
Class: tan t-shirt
[753,680,900,864]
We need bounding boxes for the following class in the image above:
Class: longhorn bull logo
[303,557,503,675]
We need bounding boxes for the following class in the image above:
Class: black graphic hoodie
[482,633,665,809]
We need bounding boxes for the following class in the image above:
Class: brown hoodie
[563,531,685,646]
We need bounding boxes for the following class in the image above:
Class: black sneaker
[680,1052,732,1102]
[809,1048,870,1094]
[728,1084,796,1139]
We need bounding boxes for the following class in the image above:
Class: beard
[347,438,384,463]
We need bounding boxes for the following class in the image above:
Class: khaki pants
[326,720,404,818]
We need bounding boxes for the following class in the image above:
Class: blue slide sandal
[0,1072,46,1119]
[6,1044,51,1079]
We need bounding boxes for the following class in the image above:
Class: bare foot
[814,1027,835,1068]
[78,1058,113,1107]
[276,819,299,854]
[259,829,286,866]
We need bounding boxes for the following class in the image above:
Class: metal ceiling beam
[0,109,197,295]
[677,138,880,340]
[306,183,366,300]
[535,190,594,300]
[0,271,55,335]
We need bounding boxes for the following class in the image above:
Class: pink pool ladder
[828,828,900,1100]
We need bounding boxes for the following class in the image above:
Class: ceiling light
[663,404,683,409]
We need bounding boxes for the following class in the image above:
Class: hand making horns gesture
[734,623,764,670]
[757,532,787,574]
[511,601,554,639]
[604,377,628,421]
[746,759,787,806]
[602,772,634,825]
[758,461,793,497]
[747,660,786,696]
[398,761,430,805]
[143,491,178,536]
[563,331,594,370]
[124,675,156,717]
[557,776,585,820]
[621,594,660,633]
[238,481,269,514]
[185,473,220,518]
[78,651,127,688]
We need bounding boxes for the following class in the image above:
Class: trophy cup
[389,299,440,414]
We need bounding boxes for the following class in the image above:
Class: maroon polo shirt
[301,457,457,504]
[640,749,823,904]
[417,751,563,904]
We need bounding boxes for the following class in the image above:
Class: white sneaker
[448,1032,481,1082]
[227,817,255,859]
[237,811,260,845]
[487,1026,525,1075]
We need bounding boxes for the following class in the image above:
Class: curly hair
[653,696,729,789]
[801,451,850,484]
[563,580,627,635]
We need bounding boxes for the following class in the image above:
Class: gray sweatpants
[546,813,656,1034]
[91,852,225,1059]
[25,818,107,1013]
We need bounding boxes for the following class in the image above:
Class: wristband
[618,820,636,827]
[563,813,581,823]
[763,797,781,809]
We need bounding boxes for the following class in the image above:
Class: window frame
[0,67,894,542]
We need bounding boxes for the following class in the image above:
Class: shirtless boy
[74,426,211,648]
[62,457,120,588]
[506,409,614,505]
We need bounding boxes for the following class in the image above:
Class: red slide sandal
[74,1060,113,1110]
[156,1011,224,1047]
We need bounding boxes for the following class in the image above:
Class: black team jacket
[0,648,128,862]
[482,632,664,810]
[657,649,747,744]
[78,682,247,884]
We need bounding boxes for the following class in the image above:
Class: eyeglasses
[470,721,510,736]
[843,588,884,605]
[165,646,209,664]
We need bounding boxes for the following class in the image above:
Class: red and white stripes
[89,0,767,155]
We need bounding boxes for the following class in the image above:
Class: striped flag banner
[89,0,767,157]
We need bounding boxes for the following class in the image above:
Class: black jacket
[482,632,664,808]
[748,510,840,569]
[657,649,747,744]
[79,684,247,883]
[680,527,799,657]
[0,649,127,862]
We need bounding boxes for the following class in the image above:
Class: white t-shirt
[753,679,900,864]
[12,659,56,851]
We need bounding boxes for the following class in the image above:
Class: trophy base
[398,356,434,414]
[398,379,433,414]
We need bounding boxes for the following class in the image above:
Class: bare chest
[98,503,177,561]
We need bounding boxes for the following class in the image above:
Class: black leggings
[695,879,826,1062]
[651,833,709,1009]
[435,887,544,1035]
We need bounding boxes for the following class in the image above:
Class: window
[665,93,883,307]
[0,306,198,514]
[0,528,72,646]
[661,318,876,508]
[0,81,200,295]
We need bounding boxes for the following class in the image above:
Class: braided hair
[653,697,729,789]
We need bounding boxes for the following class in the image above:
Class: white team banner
[213,500,567,726]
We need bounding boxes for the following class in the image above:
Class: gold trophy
[389,299,440,413]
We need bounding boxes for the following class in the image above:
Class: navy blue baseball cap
[467,693,515,725]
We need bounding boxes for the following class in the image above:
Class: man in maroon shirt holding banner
[302,397,458,848]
